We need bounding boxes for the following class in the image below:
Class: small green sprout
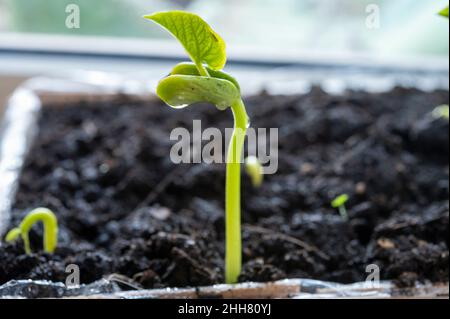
[432,105,450,120]
[439,6,449,18]
[5,208,58,254]
[331,194,350,221]
[145,11,249,284]
[245,156,264,188]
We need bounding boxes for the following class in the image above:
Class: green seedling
[144,11,249,284]
[439,6,449,18]
[5,208,58,255]
[432,105,450,120]
[331,194,350,221]
[245,156,264,188]
[432,9,448,120]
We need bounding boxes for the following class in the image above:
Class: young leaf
[144,11,227,71]
[331,194,349,208]
[157,75,240,111]
[439,6,449,18]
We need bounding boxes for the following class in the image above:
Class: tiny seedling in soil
[245,156,264,188]
[331,194,350,221]
[144,11,249,284]
[433,9,449,120]
[432,105,450,120]
[5,208,58,255]
[439,6,449,18]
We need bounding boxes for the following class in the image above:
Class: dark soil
[1,87,448,289]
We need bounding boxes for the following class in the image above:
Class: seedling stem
[5,208,58,254]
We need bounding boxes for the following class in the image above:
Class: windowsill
[0,32,449,75]
[0,33,448,111]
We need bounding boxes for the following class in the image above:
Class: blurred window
[0,0,448,58]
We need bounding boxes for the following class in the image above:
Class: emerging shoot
[432,105,450,120]
[5,208,58,255]
[439,6,449,18]
[245,156,264,188]
[331,194,350,221]
[145,11,249,284]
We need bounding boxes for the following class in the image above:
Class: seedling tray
[0,72,448,299]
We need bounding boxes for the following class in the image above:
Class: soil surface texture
[1,87,448,289]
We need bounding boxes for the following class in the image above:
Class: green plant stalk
[146,10,247,284]
[6,208,59,254]
[196,63,211,77]
[339,206,348,222]
[21,208,58,254]
[188,62,247,283]
[225,99,249,284]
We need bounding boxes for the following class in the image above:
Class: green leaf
[157,75,240,111]
[170,62,240,92]
[439,6,449,18]
[144,11,227,70]
[331,194,349,208]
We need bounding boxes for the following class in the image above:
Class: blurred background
[0,0,449,112]
[1,0,448,56]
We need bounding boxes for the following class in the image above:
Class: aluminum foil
[0,277,447,299]
[0,88,41,236]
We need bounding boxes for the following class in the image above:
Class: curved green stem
[225,99,249,284]
[21,208,58,254]
[192,60,247,283]
[5,227,21,242]
[6,208,59,254]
